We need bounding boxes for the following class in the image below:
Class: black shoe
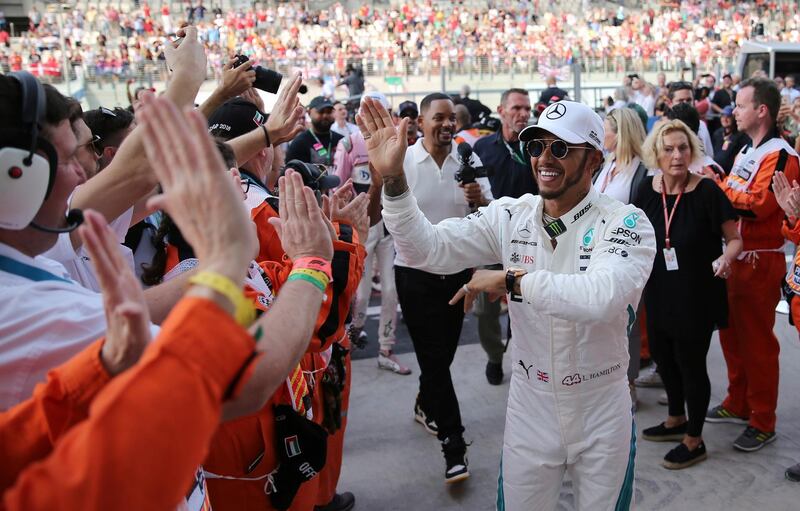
[413,399,438,435]
[662,442,707,470]
[442,435,470,484]
[733,426,776,452]
[314,492,355,511]
[642,422,688,442]
[485,361,503,385]
[786,463,800,482]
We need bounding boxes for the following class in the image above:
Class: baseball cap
[269,405,328,510]
[520,101,604,151]
[397,100,418,118]
[308,96,334,111]
[283,159,341,191]
[361,90,391,110]
[721,105,734,116]
[207,98,267,141]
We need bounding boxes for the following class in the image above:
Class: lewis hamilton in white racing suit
[355,98,656,510]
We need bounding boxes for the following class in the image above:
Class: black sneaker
[705,404,749,425]
[662,442,707,470]
[486,361,503,385]
[442,435,470,484]
[314,492,355,511]
[642,421,688,442]
[413,399,438,435]
[785,463,800,482]
[733,426,776,452]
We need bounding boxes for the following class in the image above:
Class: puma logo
[518,360,534,379]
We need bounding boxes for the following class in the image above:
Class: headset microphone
[30,209,84,234]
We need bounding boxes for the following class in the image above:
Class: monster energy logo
[544,219,567,239]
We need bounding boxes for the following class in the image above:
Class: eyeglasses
[79,134,102,156]
[525,139,593,160]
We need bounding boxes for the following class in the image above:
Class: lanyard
[660,174,689,249]
[0,254,72,283]
[308,129,331,159]
[503,138,525,165]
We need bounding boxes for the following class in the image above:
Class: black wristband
[261,125,271,147]
[505,269,517,294]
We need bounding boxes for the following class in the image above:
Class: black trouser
[648,321,714,437]
[395,265,470,442]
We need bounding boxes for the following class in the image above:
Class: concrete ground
[339,307,800,511]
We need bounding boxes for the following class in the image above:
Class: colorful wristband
[293,256,332,281]
[290,268,331,287]
[189,271,255,327]
[287,271,327,292]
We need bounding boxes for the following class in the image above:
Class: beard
[536,153,589,200]
[311,118,333,133]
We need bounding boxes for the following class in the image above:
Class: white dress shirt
[0,241,159,410]
[396,138,492,269]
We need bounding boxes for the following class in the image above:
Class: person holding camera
[384,93,492,483]
[358,98,655,508]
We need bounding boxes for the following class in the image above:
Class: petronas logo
[623,213,639,228]
[583,228,594,247]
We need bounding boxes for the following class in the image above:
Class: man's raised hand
[356,97,409,182]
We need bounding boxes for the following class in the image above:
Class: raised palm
[355,98,409,179]
[773,171,800,217]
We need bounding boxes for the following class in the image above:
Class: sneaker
[642,421,688,442]
[733,426,776,452]
[347,326,368,350]
[378,350,411,375]
[657,392,669,406]
[662,442,707,470]
[785,463,800,482]
[634,368,663,388]
[314,492,355,511]
[414,400,438,435]
[486,361,503,385]
[705,405,749,425]
[442,435,470,484]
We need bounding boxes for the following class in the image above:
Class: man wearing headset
[357,98,655,509]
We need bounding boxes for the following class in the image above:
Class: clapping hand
[80,210,151,376]
[773,171,800,218]
[264,72,306,146]
[323,179,370,244]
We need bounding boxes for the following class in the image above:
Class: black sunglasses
[525,139,593,160]
[79,134,102,156]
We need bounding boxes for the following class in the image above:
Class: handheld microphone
[30,209,84,233]
[457,142,473,162]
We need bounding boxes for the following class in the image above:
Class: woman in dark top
[634,119,742,469]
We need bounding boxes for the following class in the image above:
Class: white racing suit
[382,186,655,510]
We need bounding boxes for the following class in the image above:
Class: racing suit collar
[537,186,599,235]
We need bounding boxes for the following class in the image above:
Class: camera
[233,54,306,94]
[454,142,491,186]
[276,160,341,206]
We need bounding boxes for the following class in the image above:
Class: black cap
[398,100,418,118]
[84,107,135,149]
[283,160,341,191]
[308,96,334,111]
[207,98,267,141]
[269,405,328,510]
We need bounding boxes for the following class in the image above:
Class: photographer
[383,93,491,483]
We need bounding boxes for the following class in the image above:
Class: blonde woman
[633,120,742,469]
[594,107,648,205]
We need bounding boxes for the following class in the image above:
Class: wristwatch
[505,268,527,302]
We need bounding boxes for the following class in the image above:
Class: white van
[737,41,800,79]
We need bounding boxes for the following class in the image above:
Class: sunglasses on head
[525,139,593,160]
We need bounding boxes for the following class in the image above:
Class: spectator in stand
[635,119,741,470]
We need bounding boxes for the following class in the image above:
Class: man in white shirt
[391,93,492,484]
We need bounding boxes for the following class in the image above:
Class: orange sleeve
[722,150,800,219]
[782,218,800,244]
[0,340,110,493]
[2,298,257,511]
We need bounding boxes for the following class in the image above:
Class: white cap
[360,91,391,110]
[520,101,604,151]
